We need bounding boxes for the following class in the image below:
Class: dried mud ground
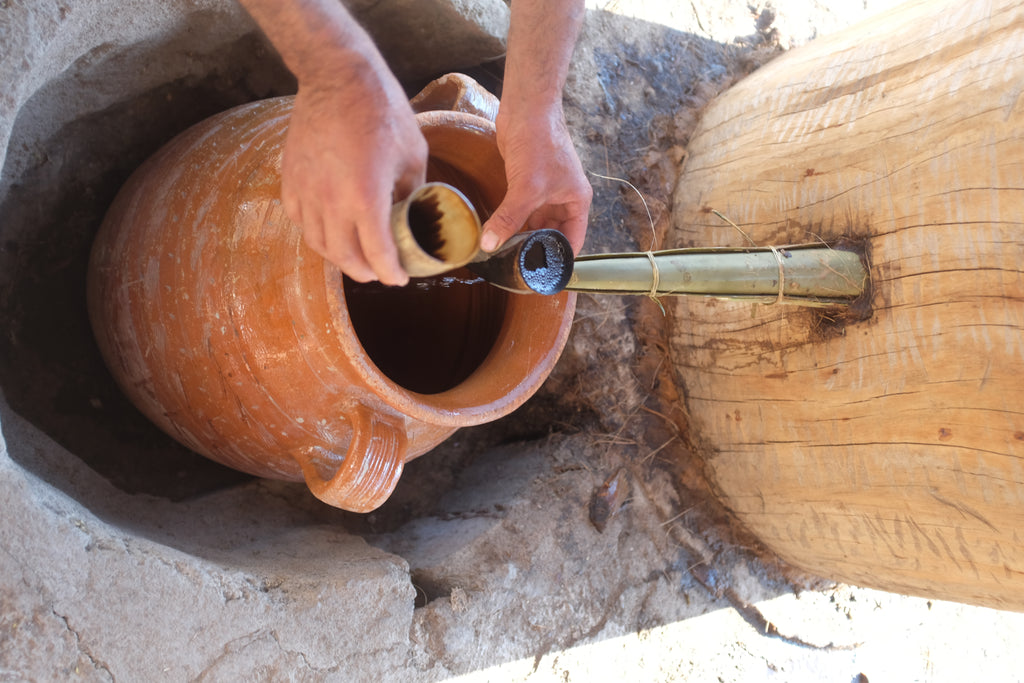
[3,0,1024,681]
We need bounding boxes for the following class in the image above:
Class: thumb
[480,193,535,252]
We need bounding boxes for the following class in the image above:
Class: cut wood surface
[670,0,1024,609]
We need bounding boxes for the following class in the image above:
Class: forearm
[238,0,386,86]
[480,0,589,253]
[501,0,585,113]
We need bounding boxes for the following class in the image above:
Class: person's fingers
[559,210,588,254]
[525,203,572,230]
[279,84,428,285]
[529,199,589,254]
[353,198,408,287]
[394,153,428,203]
[316,208,377,283]
[301,214,327,257]
[281,187,304,231]
[285,165,377,282]
[487,197,588,254]
[480,184,540,252]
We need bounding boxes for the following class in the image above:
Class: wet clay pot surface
[87,76,576,512]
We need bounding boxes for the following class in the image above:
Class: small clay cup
[87,75,575,512]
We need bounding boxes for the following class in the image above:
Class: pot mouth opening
[344,130,512,397]
[342,268,509,395]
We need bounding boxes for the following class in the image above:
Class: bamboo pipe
[464,225,869,307]
[568,243,867,307]
[392,184,868,306]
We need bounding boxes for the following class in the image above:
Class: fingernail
[480,231,499,252]
[382,273,409,288]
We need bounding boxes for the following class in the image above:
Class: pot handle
[409,73,499,122]
[290,404,407,513]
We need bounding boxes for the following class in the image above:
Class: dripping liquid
[344,161,506,395]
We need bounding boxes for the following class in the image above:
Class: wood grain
[670,0,1024,609]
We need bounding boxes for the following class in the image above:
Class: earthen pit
[0,14,549,534]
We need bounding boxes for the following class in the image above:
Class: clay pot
[87,74,576,512]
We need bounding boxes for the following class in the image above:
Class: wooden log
[670,0,1024,610]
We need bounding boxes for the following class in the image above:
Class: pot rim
[328,110,577,427]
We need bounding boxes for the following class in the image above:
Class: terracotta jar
[87,74,576,512]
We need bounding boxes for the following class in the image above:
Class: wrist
[496,97,565,143]
[499,84,565,118]
[294,45,382,99]
[240,0,386,92]
[287,27,383,90]
[500,0,583,111]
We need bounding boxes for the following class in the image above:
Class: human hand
[281,64,427,286]
[481,106,592,255]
